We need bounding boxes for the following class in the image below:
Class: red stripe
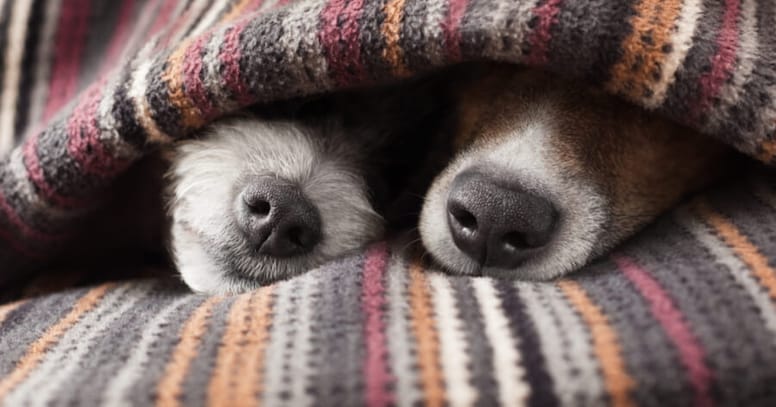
[362,242,395,407]
[99,0,136,76]
[441,0,468,62]
[614,255,715,407]
[183,35,216,120]
[23,135,88,209]
[42,0,92,121]
[525,0,563,66]
[67,83,130,178]
[220,21,254,106]
[693,0,740,119]
[318,0,367,86]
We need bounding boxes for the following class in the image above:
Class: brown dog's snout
[446,169,558,269]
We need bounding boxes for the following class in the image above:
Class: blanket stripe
[1,176,775,405]
[0,0,773,277]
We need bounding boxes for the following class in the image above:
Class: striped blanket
[0,0,775,405]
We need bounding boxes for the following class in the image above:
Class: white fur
[168,118,383,294]
[419,106,607,280]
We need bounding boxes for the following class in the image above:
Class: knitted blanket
[0,0,775,405]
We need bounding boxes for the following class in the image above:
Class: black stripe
[546,0,638,86]
[14,0,46,142]
[496,281,560,407]
[450,278,500,407]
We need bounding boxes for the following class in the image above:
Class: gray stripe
[100,290,199,407]
[176,295,239,407]
[576,257,691,407]
[118,293,211,407]
[385,250,422,406]
[674,207,776,342]
[449,277,500,406]
[5,283,141,406]
[0,286,89,376]
[270,271,319,407]
[261,277,302,406]
[630,215,776,404]
[306,253,366,406]
[517,282,606,407]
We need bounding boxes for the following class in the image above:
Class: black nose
[446,169,558,269]
[237,178,322,258]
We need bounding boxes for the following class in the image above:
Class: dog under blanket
[0,0,775,406]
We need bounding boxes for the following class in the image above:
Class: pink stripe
[98,0,136,76]
[23,135,88,209]
[148,0,179,40]
[220,22,254,106]
[442,0,469,62]
[42,0,91,121]
[0,191,66,242]
[525,0,563,66]
[693,0,740,119]
[183,35,216,120]
[614,255,715,407]
[362,242,395,407]
[67,83,130,177]
[318,0,367,86]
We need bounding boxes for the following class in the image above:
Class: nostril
[502,231,529,251]
[246,198,271,217]
[448,202,478,233]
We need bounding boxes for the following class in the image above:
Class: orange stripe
[0,284,114,398]
[558,281,635,407]
[206,286,274,407]
[607,0,683,101]
[0,299,27,326]
[163,39,205,129]
[381,0,410,77]
[233,286,274,405]
[408,261,445,407]
[758,139,776,164]
[694,199,776,298]
[157,296,224,407]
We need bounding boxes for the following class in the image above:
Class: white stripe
[675,207,776,340]
[0,1,35,155]
[260,278,298,406]
[128,47,169,142]
[472,279,530,406]
[5,283,146,406]
[427,273,476,407]
[95,72,142,160]
[386,253,422,406]
[644,0,703,108]
[203,27,238,112]
[26,0,62,130]
[279,273,317,407]
[101,295,195,407]
[481,0,541,63]
[188,0,231,37]
[518,282,606,406]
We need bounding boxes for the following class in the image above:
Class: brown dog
[419,64,732,280]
